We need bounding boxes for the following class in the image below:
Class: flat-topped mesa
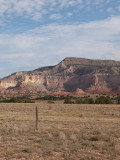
[60,57,120,66]
[0,57,120,95]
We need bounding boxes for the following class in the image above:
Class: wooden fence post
[36,106,38,130]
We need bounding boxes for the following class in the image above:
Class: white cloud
[0,0,118,23]
[0,16,120,77]
[0,53,35,59]
[0,0,119,77]
[116,6,120,11]
[50,14,62,20]
[94,0,105,5]
[66,12,73,16]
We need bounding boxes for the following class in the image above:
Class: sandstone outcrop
[0,57,120,95]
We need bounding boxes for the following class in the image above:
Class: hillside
[0,57,120,95]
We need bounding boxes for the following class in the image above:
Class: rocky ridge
[0,57,120,95]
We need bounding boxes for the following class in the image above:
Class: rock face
[0,57,120,95]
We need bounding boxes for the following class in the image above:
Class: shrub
[64,98,74,104]
[75,98,83,104]
[82,98,94,104]
[95,96,112,104]
[0,97,35,103]
[88,98,94,104]
[117,96,120,104]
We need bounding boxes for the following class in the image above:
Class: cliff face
[0,57,120,95]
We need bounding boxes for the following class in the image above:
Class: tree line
[37,95,120,104]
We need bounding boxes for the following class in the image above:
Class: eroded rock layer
[0,57,120,95]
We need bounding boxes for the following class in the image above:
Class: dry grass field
[0,103,120,160]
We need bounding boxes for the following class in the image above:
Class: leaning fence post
[36,106,38,130]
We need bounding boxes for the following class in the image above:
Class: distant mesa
[0,57,120,95]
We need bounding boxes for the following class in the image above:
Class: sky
[0,0,120,78]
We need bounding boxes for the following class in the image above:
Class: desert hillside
[0,57,120,95]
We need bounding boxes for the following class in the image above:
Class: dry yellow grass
[0,103,120,160]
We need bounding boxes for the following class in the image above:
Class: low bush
[0,97,35,103]
[64,98,74,104]
[95,96,112,104]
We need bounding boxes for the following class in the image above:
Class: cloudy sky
[0,0,120,77]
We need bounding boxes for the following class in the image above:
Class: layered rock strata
[0,57,120,95]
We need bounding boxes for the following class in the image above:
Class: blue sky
[0,0,120,78]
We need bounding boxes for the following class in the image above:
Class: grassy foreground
[0,103,120,160]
